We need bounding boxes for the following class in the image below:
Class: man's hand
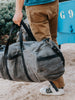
[13,0,24,26]
[13,11,23,26]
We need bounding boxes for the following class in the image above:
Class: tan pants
[26,0,64,88]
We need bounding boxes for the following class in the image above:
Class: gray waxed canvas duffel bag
[0,21,65,82]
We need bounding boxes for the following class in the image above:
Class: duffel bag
[0,21,65,82]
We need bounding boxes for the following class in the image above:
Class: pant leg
[48,0,65,88]
[47,0,59,45]
[49,19,65,88]
[49,16,65,88]
[52,76,65,88]
[49,15,58,45]
[25,5,51,41]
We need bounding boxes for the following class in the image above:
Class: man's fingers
[12,12,23,26]
[13,17,21,26]
[17,22,21,26]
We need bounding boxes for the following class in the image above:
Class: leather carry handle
[4,20,36,56]
[4,23,20,56]
[21,20,36,41]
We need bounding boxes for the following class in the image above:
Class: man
[13,0,65,95]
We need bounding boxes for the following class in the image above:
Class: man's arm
[13,0,24,26]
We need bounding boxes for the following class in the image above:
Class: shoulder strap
[19,29,34,82]
[21,20,36,41]
[4,20,34,81]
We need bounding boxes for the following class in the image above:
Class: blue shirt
[24,0,56,6]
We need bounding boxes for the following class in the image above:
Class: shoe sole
[40,88,64,96]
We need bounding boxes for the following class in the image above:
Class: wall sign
[57,1,75,33]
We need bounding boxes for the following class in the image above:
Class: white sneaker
[40,85,64,96]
